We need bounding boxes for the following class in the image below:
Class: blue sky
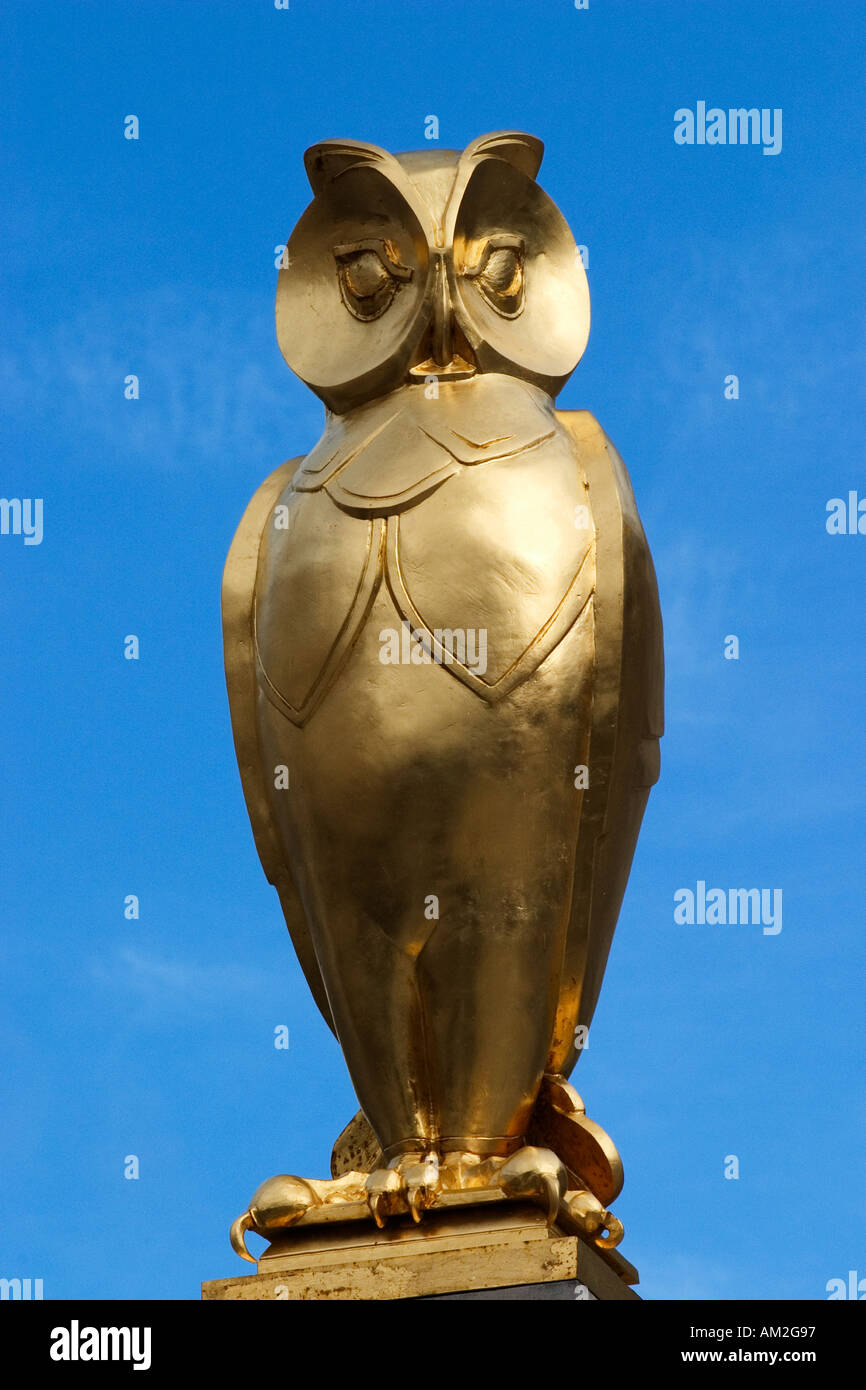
[1,0,863,1301]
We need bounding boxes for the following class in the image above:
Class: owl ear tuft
[462,130,544,180]
[304,139,393,193]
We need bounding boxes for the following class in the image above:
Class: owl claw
[561,1190,624,1250]
[229,1174,321,1262]
[404,1152,440,1223]
[232,1146,620,1256]
[498,1146,568,1225]
[230,1210,256,1264]
[365,1165,403,1227]
[364,1151,441,1226]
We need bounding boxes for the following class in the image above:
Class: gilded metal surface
[222,131,663,1261]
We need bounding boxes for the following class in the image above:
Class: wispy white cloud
[0,287,324,469]
[650,229,864,438]
[89,944,273,1013]
[653,531,743,690]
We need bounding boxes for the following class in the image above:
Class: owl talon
[404,1152,440,1222]
[364,1151,441,1225]
[230,1210,256,1264]
[498,1146,568,1225]
[229,1173,321,1262]
[365,1164,403,1226]
[560,1188,624,1249]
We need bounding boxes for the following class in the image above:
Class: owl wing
[547,411,664,1077]
[221,457,336,1033]
[224,417,663,1063]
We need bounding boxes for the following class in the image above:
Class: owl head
[276,131,590,415]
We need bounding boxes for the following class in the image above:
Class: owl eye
[464,235,525,318]
[333,239,413,322]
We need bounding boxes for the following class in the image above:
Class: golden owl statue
[222,131,663,1264]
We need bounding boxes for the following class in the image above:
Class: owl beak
[408,254,476,383]
[431,253,453,368]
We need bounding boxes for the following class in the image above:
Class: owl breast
[253,376,596,723]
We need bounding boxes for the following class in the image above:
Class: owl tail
[229,1211,255,1264]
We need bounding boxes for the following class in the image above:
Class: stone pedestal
[202,1202,639,1301]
